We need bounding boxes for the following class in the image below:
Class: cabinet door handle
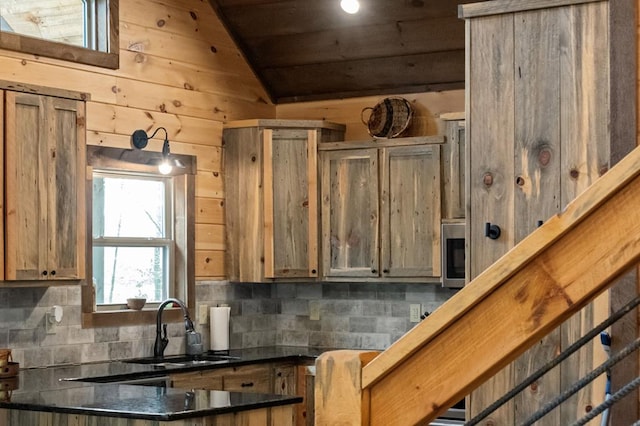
[485,222,501,240]
[241,382,254,388]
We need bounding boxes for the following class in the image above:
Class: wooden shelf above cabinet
[318,135,445,151]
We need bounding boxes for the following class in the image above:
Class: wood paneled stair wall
[314,144,640,426]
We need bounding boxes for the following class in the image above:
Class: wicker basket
[361,97,413,138]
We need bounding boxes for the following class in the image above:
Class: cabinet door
[380,145,441,278]
[5,92,48,280]
[0,92,4,280]
[273,364,296,395]
[442,120,465,219]
[321,149,379,278]
[263,129,318,279]
[4,92,85,280]
[224,126,263,282]
[47,96,86,279]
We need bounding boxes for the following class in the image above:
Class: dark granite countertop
[0,346,331,421]
[62,345,327,383]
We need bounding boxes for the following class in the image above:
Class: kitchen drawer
[170,370,224,390]
[222,364,272,393]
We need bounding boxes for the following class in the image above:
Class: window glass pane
[0,0,89,48]
[93,175,167,239]
[93,246,168,304]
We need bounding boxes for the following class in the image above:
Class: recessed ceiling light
[340,0,360,14]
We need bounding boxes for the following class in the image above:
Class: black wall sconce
[131,127,183,175]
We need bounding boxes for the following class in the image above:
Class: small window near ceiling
[0,0,118,68]
[92,172,174,307]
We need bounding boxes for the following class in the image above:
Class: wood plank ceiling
[208,0,475,104]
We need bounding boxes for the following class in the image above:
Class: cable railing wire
[571,374,640,426]
[521,336,640,426]
[465,295,640,426]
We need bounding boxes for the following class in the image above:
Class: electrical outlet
[197,304,209,325]
[409,304,422,323]
[309,302,321,321]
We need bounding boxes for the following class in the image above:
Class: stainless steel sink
[123,353,240,367]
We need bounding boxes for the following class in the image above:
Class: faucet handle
[162,323,168,339]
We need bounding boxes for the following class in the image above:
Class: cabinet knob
[383,269,389,274]
[42,271,48,276]
[485,222,501,240]
[371,269,377,274]
[50,270,56,276]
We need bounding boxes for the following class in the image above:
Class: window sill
[82,308,183,328]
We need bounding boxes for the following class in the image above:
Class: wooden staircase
[315,145,640,426]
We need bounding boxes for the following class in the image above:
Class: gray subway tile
[274,283,296,299]
[349,317,376,333]
[95,327,119,343]
[108,341,133,360]
[322,283,349,298]
[297,284,322,299]
[348,283,377,299]
[53,346,82,365]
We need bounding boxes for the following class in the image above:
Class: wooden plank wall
[0,0,275,280]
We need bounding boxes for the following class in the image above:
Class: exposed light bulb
[158,160,172,175]
[340,0,359,14]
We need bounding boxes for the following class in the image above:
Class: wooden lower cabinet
[0,407,292,426]
[170,363,274,394]
[170,362,311,425]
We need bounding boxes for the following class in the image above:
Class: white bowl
[126,298,147,310]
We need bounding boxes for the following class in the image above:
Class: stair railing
[315,145,640,426]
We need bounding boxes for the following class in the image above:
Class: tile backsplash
[0,281,456,368]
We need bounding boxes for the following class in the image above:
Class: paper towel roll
[210,306,230,351]
[210,390,231,408]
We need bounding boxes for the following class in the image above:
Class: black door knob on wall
[485,222,501,240]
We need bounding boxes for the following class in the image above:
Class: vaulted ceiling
[208,0,475,104]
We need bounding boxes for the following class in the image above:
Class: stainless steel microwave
[441,221,465,288]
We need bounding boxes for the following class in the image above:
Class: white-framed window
[0,0,118,68]
[92,171,174,307]
[82,145,195,326]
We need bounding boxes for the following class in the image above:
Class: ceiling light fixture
[340,0,360,14]
[131,127,183,175]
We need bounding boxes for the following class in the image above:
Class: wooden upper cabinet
[320,138,443,281]
[4,91,86,281]
[381,145,441,278]
[224,119,345,283]
[320,148,379,278]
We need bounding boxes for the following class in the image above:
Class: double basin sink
[123,353,240,368]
